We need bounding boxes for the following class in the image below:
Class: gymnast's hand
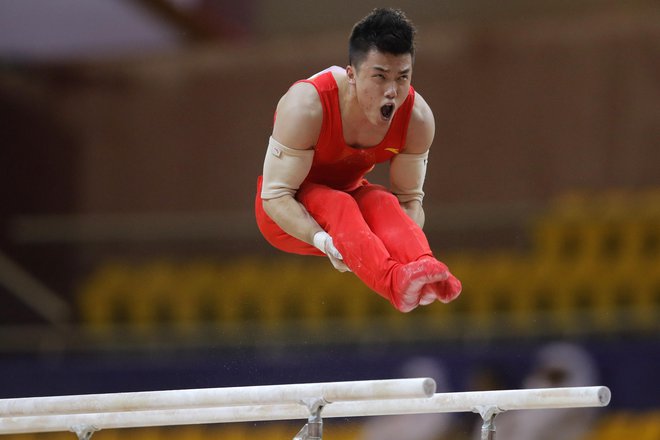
[313,231,350,272]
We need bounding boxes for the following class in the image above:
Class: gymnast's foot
[419,273,462,305]
[392,258,449,312]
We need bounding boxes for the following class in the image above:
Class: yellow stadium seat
[324,420,361,440]
[205,259,249,326]
[3,434,35,440]
[533,192,592,263]
[639,410,660,440]
[588,274,621,333]
[340,276,375,333]
[35,432,86,440]
[592,189,633,259]
[506,261,545,334]
[252,421,297,440]
[210,423,249,440]
[219,257,267,325]
[257,257,306,330]
[459,252,526,335]
[130,261,179,332]
[639,187,660,218]
[175,261,229,331]
[159,425,208,440]
[631,269,660,333]
[77,262,136,331]
[588,411,634,440]
[88,430,119,440]
[298,261,341,334]
[521,264,574,335]
[446,253,491,334]
[597,411,660,440]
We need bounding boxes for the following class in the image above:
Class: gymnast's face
[347,49,412,126]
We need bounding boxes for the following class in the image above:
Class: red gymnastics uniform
[255,69,442,309]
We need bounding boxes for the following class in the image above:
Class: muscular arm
[393,92,435,228]
[263,197,322,243]
[400,199,425,228]
[261,82,324,245]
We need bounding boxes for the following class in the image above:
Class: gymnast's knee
[355,184,399,206]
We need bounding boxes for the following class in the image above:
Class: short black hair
[348,8,416,68]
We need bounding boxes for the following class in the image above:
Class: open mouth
[380,104,395,120]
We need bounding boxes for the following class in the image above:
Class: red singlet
[298,69,416,191]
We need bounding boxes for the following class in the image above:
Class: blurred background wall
[1,1,659,439]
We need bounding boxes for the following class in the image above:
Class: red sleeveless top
[298,70,415,192]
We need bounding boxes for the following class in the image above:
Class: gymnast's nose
[384,82,397,99]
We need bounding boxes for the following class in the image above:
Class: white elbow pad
[261,136,314,199]
[389,150,429,203]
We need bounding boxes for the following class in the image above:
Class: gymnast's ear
[346,65,356,85]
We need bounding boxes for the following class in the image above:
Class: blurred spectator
[473,342,601,440]
[359,356,455,440]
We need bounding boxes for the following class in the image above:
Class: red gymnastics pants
[255,176,437,308]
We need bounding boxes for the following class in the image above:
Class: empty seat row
[76,188,660,338]
[76,251,659,338]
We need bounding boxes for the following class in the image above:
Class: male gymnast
[255,8,461,312]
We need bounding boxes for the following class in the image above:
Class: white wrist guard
[389,150,429,204]
[261,137,314,199]
[313,231,330,254]
[313,231,343,260]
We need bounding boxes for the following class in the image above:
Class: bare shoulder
[272,82,323,150]
[404,91,435,154]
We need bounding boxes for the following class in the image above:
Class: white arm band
[389,150,429,204]
[261,136,314,199]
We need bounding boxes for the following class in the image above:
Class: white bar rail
[327,386,611,416]
[0,386,610,435]
[0,379,435,417]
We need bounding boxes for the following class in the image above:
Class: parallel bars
[0,380,611,440]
